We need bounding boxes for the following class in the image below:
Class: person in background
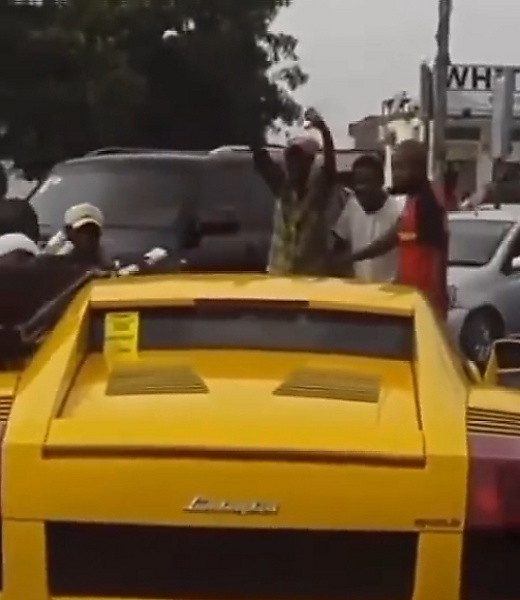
[63,203,108,268]
[0,232,38,266]
[461,182,490,211]
[443,166,460,211]
[332,154,403,283]
[0,165,39,241]
[0,199,40,243]
[0,163,41,243]
[463,161,520,210]
[251,110,339,276]
[350,140,448,317]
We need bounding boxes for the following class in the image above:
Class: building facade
[350,83,520,194]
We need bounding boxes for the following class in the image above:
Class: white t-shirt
[333,194,403,283]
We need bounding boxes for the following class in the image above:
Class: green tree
[0,0,145,176]
[126,0,307,147]
[0,0,307,173]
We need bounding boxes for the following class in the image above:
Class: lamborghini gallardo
[0,273,518,600]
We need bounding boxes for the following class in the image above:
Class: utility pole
[490,68,515,182]
[432,0,452,187]
[419,62,433,177]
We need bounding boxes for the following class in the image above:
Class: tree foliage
[0,0,306,176]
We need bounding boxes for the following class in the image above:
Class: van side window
[201,158,275,229]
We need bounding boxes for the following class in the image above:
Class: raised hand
[304,107,326,130]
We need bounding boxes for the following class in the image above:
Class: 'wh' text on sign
[447,64,520,92]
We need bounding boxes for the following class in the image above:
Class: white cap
[64,203,104,230]
[0,233,38,257]
[144,247,168,263]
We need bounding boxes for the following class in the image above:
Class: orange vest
[397,195,448,317]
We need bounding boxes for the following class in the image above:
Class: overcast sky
[274,0,520,145]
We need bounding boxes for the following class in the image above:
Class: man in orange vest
[350,140,448,317]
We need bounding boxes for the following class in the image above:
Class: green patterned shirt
[253,150,340,276]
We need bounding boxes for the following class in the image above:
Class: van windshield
[30,158,200,229]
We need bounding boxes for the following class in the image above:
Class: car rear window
[448,218,513,266]
[30,157,201,229]
[89,303,414,360]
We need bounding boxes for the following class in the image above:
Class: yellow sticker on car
[104,312,139,360]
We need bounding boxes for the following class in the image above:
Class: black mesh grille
[46,522,417,599]
[461,531,520,599]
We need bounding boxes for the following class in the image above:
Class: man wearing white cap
[64,203,106,267]
[251,109,340,276]
[0,232,38,266]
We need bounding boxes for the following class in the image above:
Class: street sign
[446,63,520,117]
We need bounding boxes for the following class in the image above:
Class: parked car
[28,148,276,271]
[447,205,520,363]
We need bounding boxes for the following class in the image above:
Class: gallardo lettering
[184,496,279,516]
[414,517,461,529]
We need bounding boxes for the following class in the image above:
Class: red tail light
[466,434,520,530]
[461,434,520,600]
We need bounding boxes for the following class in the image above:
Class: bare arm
[315,121,336,180]
[351,222,399,262]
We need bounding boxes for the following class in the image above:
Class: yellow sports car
[0,273,518,600]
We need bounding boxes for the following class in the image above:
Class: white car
[448,205,520,363]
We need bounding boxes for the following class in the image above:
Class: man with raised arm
[251,110,342,276]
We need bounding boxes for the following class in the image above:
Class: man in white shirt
[332,155,403,282]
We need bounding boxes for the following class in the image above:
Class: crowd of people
[0,164,106,269]
[0,118,450,321]
[253,111,449,317]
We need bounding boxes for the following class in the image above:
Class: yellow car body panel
[0,373,18,399]
[1,275,469,600]
[0,372,18,432]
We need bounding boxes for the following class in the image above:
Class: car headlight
[448,284,458,308]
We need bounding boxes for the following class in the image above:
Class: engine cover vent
[274,369,380,403]
[106,365,208,396]
[467,406,520,437]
